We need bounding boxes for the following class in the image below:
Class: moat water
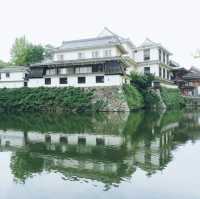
[0,110,200,199]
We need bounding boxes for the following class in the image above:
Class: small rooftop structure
[137,38,172,55]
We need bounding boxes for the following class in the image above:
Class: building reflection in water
[0,110,200,189]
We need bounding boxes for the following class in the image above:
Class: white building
[134,38,174,82]
[0,29,179,89]
[28,28,137,88]
[0,67,28,88]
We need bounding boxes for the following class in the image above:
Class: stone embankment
[89,86,130,112]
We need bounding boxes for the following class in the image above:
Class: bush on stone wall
[123,84,144,110]
[129,72,160,109]
[160,87,185,109]
[0,87,95,112]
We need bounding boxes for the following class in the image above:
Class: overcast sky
[0,0,200,68]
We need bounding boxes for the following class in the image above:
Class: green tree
[130,72,155,91]
[11,36,29,65]
[25,44,44,64]
[11,36,45,66]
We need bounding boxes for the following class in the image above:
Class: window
[58,67,74,75]
[58,68,67,75]
[78,52,85,59]
[144,67,150,74]
[167,70,169,80]
[46,68,56,75]
[159,67,162,77]
[75,67,92,74]
[159,49,162,61]
[45,135,51,143]
[60,136,68,144]
[96,76,104,83]
[45,78,51,85]
[144,49,150,60]
[78,137,86,145]
[92,51,99,58]
[24,82,28,87]
[5,141,10,147]
[167,55,169,64]
[78,76,86,84]
[163,68,166,79]
[6,72,10,78]
[92,65,104,73]
[96,138,105,145]
[104,49,112,57]
[59,77,68,84]
[188,82,193,86]
[163,52,165,63]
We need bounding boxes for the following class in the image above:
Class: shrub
[160,87,185,109]
[130,72,154,91]
[123,84,144,110]
[142,89,160,108]
[129,72,160,108]
[0,87,94,112]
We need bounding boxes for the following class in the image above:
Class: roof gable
[56,28,132,54]
[140,38,159,47]
[136,38,172,55]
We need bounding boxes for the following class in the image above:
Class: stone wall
[86,86,130,112]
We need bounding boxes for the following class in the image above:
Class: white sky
[0,0,200,68]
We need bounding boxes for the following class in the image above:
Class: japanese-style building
[133,38,177,88]
[172,66,200,96]
[0,28,181,89]
[28,28,136,88]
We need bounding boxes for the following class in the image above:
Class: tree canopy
[11,36,45,66]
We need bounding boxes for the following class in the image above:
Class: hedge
[0,87,95,112]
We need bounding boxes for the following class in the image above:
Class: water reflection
[0,110,200,189]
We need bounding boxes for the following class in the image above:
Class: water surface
[0,110,200,199]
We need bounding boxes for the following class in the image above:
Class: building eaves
[0,66,28,73]
[30,56,128,68]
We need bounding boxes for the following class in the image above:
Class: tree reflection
[0,110,199,188]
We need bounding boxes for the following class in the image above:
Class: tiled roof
[0,66,27,72]
[183,72,200,79]
[30,56,127,67]
[56,36,126,52]
[183,66,200,79]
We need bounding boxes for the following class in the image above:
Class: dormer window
[92,51,99,58]
[104,49,112,57]
[78,52,85,59]
[144,49,150,60]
